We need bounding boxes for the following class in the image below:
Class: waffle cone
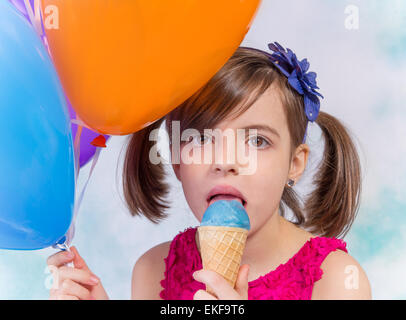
[197,226,248,296]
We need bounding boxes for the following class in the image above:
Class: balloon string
[73,124,83,181]
[75,147,102,216]
[52,120,83,263]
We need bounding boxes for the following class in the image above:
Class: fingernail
[66,252,74,259]
[89,276,99,284]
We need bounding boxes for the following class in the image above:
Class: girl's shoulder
[131,240,171,300]
[311,245,372,299]
[131,228,198,300]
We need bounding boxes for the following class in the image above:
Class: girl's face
[172,85,309,236]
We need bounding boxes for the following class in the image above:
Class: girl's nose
[211,135,240,175]
[213,161,239,175]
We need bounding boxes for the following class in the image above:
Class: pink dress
[160,227,348,300]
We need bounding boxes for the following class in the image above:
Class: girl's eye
[191,133,212,146]
[247,135,270,149]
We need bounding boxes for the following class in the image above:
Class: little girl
[47,42,371,300]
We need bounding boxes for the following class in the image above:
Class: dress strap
[298,236,348,289]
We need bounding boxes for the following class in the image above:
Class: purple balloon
[67,100,110,168]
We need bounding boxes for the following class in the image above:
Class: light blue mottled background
[1,0,405,299]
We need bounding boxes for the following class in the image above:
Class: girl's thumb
[70,246,89,271]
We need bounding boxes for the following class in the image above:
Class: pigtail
[122,117,170,223]
[303,111,362,238]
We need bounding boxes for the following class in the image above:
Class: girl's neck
[241,209,283,273]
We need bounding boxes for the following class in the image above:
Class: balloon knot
[90,135,107,148]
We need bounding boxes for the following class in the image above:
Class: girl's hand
[193,264,250,300]
[47,246,109,300]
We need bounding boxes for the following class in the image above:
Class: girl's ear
[172,163,181,181]
[288,143,309,183]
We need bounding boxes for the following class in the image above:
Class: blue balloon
[0,1,75,250]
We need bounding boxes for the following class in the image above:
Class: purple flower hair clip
[241,42,324,143]
[267,42,323,124]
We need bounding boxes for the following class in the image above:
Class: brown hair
[122,47,362,238]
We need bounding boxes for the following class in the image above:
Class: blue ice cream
[200,200,250,230]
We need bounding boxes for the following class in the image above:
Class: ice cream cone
[197,225,248,296]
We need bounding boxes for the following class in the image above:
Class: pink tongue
[209,194,243,206]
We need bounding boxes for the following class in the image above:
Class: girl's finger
[193,270,238,300]
[57,266,99,287]
[61,279,92,300]
[70,246,89,270]
[47,250,74,267]
[193,289,218,300]
[234,264,250,299]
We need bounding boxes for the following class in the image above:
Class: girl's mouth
[207,194,247,209]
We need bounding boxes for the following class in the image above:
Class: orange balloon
[41,0,261,135]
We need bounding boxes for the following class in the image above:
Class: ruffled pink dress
[160,227,347,300]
